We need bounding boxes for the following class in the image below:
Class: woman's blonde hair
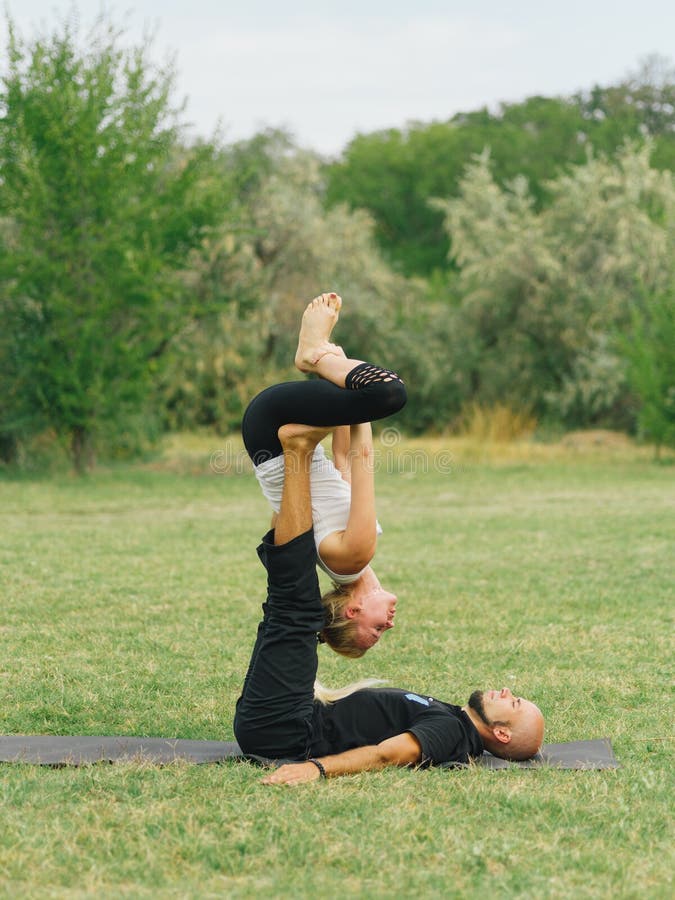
[314,678,385,705]
[320,583,364,658]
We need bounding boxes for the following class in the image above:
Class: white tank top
[252,444,382,584]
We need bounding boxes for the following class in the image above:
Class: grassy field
[1,434,673,898]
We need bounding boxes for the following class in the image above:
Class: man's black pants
[234,528,324,759]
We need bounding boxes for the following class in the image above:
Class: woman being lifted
[241,292,406,657]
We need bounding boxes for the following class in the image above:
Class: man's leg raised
[234,424,330,759]
[273,424,326,545]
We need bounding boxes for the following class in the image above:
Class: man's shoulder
[408,700,484,763]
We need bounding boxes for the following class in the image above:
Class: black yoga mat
[478,738,619,769]
[0,735,618,769]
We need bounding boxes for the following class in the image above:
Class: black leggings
[241,363,407,465]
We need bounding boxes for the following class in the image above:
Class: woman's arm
[261,732,422,785]
[320,422,377,573]
[331,425,352,482]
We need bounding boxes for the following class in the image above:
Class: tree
[0,13,229,470]
[621,287,675,454]
[158,133,443,434]
[576,55,675,168]
[324,64,675,280]
[431,143,675,428]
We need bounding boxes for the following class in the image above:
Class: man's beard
[468,690,492,726]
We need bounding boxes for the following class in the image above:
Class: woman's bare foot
[294,293,343,373]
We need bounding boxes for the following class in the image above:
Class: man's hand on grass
[261,762,322,786]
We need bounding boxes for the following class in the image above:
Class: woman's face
[353,590,397,649]
[347,568,397,650]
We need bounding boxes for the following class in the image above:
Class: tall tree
[158,133,436,434]
[0,14,228,470]
[432,143,675,428]
[324,62,675,279]
[621,287,675,454]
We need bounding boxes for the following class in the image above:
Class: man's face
[469,687,536,726]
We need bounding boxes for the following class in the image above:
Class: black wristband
[308,757,326,778]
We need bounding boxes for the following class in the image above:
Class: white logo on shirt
[405,693,430,706]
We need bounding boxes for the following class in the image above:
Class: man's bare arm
[261,732,422,786]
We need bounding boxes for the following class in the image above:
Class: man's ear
[344,604,362,620]
[492,725,511,745]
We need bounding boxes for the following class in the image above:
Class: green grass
[1,438,673,898]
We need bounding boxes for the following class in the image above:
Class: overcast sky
[3,1,675,157]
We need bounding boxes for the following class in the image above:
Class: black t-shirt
[311,688,484,767]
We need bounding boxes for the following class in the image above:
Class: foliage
[324,96,588,276]
[621,287,675,453]
[0,14,229,470]
[325,58,675,278]
[1,9,673,459]
[575,55,675,164]
[431,142,675,428]
[158,132,440,433]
